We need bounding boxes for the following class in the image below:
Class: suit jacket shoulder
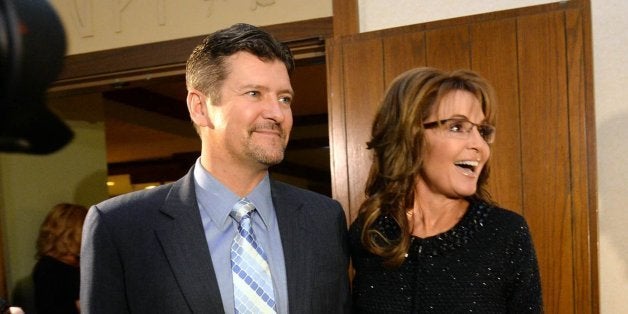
[81,167,225,313]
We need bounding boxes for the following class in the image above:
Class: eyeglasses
[423,118,496,144]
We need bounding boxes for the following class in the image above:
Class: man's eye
[246,91,260,97]
[279,96,292,105]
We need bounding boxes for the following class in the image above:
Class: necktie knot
[230,198,256,223]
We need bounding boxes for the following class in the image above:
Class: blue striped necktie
[230,198,276,314]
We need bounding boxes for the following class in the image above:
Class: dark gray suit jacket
[80,166,351,313]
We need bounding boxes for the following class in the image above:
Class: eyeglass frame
[422,118,496,144]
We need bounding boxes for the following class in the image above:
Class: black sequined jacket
[349,200,543,313]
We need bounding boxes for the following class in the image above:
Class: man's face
[206,51,294,169]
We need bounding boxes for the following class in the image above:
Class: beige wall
[49,0,333,55]
[358,0,627,312]
[591,0,628,312]
[358,0,561,32]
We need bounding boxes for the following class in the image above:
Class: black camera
[0,0,73,154]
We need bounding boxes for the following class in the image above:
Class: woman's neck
[408,186,469,238]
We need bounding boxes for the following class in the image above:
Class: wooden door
[327,3,597,313]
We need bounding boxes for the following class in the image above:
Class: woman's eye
[447,122,465,132]
[479,126,494,137]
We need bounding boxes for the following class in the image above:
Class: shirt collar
[193,158,274,231]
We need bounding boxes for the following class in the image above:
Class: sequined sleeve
[505,215,543,312]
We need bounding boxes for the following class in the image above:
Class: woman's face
[418,89,491,200]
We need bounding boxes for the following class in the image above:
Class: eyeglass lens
[425,119,495,143]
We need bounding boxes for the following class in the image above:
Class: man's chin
[250,151,284,167]
[260,155,284,166]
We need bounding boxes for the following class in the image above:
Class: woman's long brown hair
[358,67,497,267]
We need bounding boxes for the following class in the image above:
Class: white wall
[358,0,627,312]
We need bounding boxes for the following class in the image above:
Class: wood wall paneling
[342,38,385,221]
[426,25,471,71]
[517,12,574,312]
[383,32,427,86]
[470,19,524,213]
[565,7,598,313]
[332,0,359,37]
[326,40,350,222]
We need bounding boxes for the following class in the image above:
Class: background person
[350,67,542,312]
[33,203,87,314]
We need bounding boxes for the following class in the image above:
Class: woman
[350,67,542,312]
[33,203,87,314]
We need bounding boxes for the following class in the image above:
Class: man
[80,23,351,313]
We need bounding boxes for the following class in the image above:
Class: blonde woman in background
[33,203,87,314]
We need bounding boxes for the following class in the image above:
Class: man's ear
[187,89,212,128]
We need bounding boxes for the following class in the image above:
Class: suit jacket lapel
[155,167,225,313]
[271,181,312,312]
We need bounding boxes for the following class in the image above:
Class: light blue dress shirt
[193,159,288,314]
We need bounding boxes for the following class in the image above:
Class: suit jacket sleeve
[507,217,543,312]
[311,199,352,313]
[80,205,130,314]
[334,201,352,313]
